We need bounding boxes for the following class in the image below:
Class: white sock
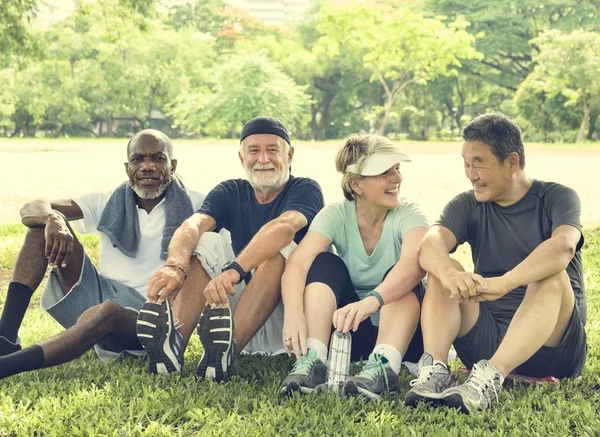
[307,338,328,363]
[433,359,449,371]
[373,344,402,374]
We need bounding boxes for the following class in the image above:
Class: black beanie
[240,116,291,145]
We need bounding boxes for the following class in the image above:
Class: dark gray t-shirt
[437,180,586,323]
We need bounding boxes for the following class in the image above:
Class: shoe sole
[136,301,181,374]
[196,306,233,382]
[343,380,397,400]
[404,390,445,408]
[280,381,317,396]
[441,392,472,414]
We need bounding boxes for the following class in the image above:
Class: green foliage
[0,0,38,63]
[0,226,599,434]
[1,0,600,142]
[170,52,311,137]
[517,30,600,143]
[316,1,481,135]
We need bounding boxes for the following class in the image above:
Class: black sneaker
[0,336,21,356]
[404,353,458,407]
[136,300,184,374]
[196,306,236,382]
[280,349,327,396]
[343,353,399,399]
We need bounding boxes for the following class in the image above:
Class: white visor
[346,152,411,176]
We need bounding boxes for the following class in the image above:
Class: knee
[77,300,122,329]
[527,270,570,296]
[257,252,285,275]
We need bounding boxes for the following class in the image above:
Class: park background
[1,0,600,435]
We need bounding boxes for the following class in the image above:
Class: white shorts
[194,231,296,355]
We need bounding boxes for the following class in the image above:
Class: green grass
[0,224,599,435]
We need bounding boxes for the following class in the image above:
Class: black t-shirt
[437,180,586,322]
[198,176,325,256]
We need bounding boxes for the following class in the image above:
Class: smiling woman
[280,133,429,399]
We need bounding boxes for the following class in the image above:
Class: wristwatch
[222,261,248,284]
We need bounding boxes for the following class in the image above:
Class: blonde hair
[335,134,399,201]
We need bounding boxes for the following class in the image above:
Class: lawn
[0,223,599,436]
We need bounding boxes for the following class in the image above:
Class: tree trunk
[375,97,394,136]
[106,116,114,138]
[310,104,318,140]
[576,92,589,143]
[587,110,598,141]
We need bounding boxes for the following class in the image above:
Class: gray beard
[130,177,173,200]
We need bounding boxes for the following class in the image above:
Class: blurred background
[1,0,599,143]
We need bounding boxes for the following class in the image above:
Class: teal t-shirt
[309,199,429,325]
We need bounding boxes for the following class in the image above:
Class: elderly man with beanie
[137,116,325,380]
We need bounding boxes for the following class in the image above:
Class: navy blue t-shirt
[198,176,325,256]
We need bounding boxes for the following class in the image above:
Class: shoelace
[358,354,389,389]
[291,352,318,375]
[173,318,183,331]
[409,364,436,387]
[464,363,500,402]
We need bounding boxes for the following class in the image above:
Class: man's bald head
[127,129,173,160]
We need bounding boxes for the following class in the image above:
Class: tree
[316,2,481,135]
[169,52,311,137]
[426,0,600,91]
[518,30,600,142]
[0,0,37,63]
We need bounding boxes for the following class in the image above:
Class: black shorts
[453,302,587,378]
[305,252,425,363]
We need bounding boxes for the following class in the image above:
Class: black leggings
[306,252,424,362]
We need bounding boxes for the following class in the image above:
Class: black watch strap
[223,261,248,284]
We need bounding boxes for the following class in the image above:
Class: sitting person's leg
[136,257,211,374]
[196,252,285,381]
[442,270,586,413]
[405,260,481,407]
[0,227,83,355]
[0,300,140,380]
[343,291,420,399]
[281,252,354,395]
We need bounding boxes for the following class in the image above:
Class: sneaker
[136,300,184,374]
[343,353,398,399]
[280,349,327,396]
[0,336,21,357]
[405,353,458,407]
[196,306,236,382]
[442,359,504,414]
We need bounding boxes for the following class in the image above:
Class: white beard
[130,177,173,200]
[245,164,289,192]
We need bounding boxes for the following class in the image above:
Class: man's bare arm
[503,225,581,290]
[164,212,217,272]
[418,225,458,279]
[147,212,217,301]
[20,199,83,228]
[419,225,487,299]
[235,210,308,273]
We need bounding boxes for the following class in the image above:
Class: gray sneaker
[442,359,504,414]
[343,353,398,399]
[405,353,458,407]
[280,349,327,396]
